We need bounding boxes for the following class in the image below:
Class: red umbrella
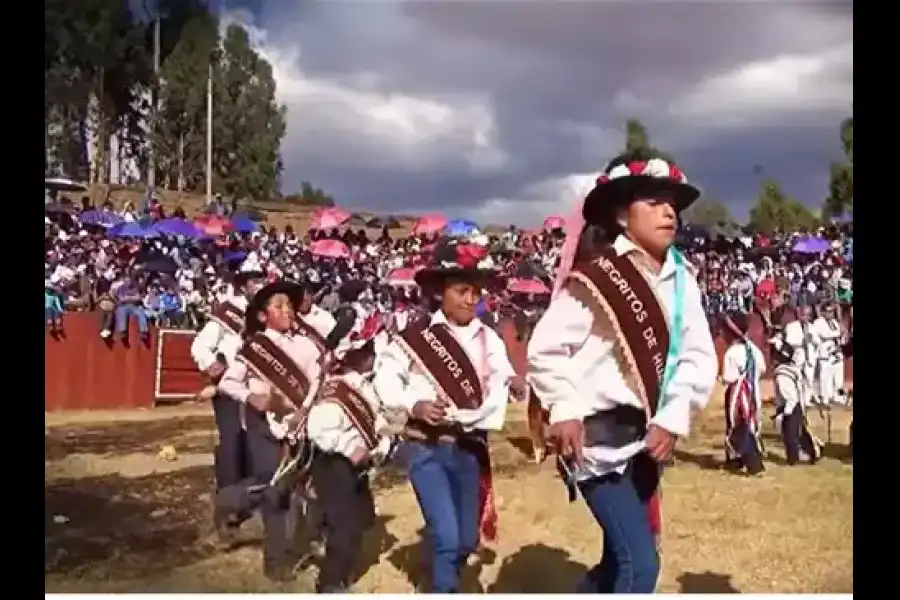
[310,207,351,230]
[386,267,420,287]
[543,216,565,230]
[508,277,550,295]
[412,214,447,235]
[310,239,351,259]
[194,215,233,236]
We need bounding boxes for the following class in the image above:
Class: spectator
[114,275,149,342]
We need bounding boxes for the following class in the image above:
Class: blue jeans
[576,472,660,593]
[115,304,149,334]
[404,440,481,592]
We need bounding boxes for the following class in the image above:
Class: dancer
[784,306,819,404]
[528,152,717,593]
[720,312,766,475]
[372,238,514,593]
[770,332,822,465]
[307,334,395,592]
[812,301,847,406]
[190,266,265,540]
[217,281,326,581]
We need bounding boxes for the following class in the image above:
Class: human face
[298,295,314,315]
[797,306,812,323]
[258,292,295,332]
[244,278,264,298]
[441,278,481,325]
[618,191,677,260]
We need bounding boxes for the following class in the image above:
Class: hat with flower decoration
[414,237,496,290]
[582,152,702,223]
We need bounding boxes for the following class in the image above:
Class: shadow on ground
[489,543,587,593]
[45,415,215,460]
[677,571,740,593]
[45,464,216,580]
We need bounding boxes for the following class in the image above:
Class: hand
[509,376,526,397]
[411,400,446,425]
[206,361,226,382]
[349,446,370,466]
[548,419,585,469]
[645,424,677,462]
[247,393,271,413]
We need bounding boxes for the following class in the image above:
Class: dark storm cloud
[234,0,851,224]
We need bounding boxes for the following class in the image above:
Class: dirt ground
[45,385,853,593]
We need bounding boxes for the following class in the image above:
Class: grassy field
[44,386,852,593]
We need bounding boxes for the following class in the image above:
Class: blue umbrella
[109,222,157,238]
[231,215,260,233]
[792,236,829,254]
[444,219,479,237]
[151,218,200,237]
[79,209,123,228]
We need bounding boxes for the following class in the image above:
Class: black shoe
[213,505,240,548]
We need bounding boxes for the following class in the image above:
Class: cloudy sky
[219,0,852,226]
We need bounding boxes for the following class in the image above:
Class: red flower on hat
[456,244,483,268]
[627,161,648,176]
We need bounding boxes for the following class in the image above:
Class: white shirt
[527,235,717,480]
[372,310,514,432]
[811,316,843,361]
[302,304,337,339]
[721,341,766,412]
[774,364,804,416]
[190,295,248,372]
[784,320,819,368]
[307,371,393,461]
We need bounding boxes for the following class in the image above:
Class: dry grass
[45,385,852,593]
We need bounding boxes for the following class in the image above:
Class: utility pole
[206,61,213,206]
[147,6,160,196]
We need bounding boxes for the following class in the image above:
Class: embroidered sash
[320,378,379,450]
[566,249,672,538]
[237,333,321,421]
[395,322,484,410]
[294,317,329,357]
[210,300,245,337]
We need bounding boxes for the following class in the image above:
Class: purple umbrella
[109,221,157,238]
[79,209,123,228]
[792,236,830,254]
[151,218,200,237]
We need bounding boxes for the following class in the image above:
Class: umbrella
[792,236,830,254]
[109,222,156,238]
[232,208,267,222]
[367,216,402,229]
[508,278,550,295]
[152,218,200,237]
[310,239,351,259]
[310,207,351,230]
[44,177,87,193]
[412,214,447,235]
[194,215,233,236]
[444,219,479,237]
[79,209,123,228]
[386,267,420,287]
[543,216,565,230]
[231,215,260,234]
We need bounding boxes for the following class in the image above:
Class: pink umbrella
[310,239,351,259]
[386,267,420,287]
[310,207,351,230]
[543,216,565,230]
[508,277,550,295]
[194,215,233,236]
[412,214,448,235]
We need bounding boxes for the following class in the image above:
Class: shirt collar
[430,309,483,341]
[612,234,680,281]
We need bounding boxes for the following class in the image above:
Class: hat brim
[583,176,701,220]
[246,281,306,334]
[414,267,499,290]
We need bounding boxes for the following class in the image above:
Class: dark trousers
[724,396,765,475]
[212,394,247,490]
[311,452,375,592]
[216,409,293,570]
[781,408,819,465]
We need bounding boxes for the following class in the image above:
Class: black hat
[723,311,749,338]
[245,280,305,336]
[582,152,701,225]
[414,237,497,290]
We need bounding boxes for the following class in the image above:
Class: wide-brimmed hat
[245,280,306,336]
[582,155,701,224]
[413,237,496,290]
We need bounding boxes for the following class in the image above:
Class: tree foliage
[749,178,819,234]
[823,116,853,218]
[681,197,736,231]
[623,118,676,164]
[283,182,336,207]
[45,0,293,203]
